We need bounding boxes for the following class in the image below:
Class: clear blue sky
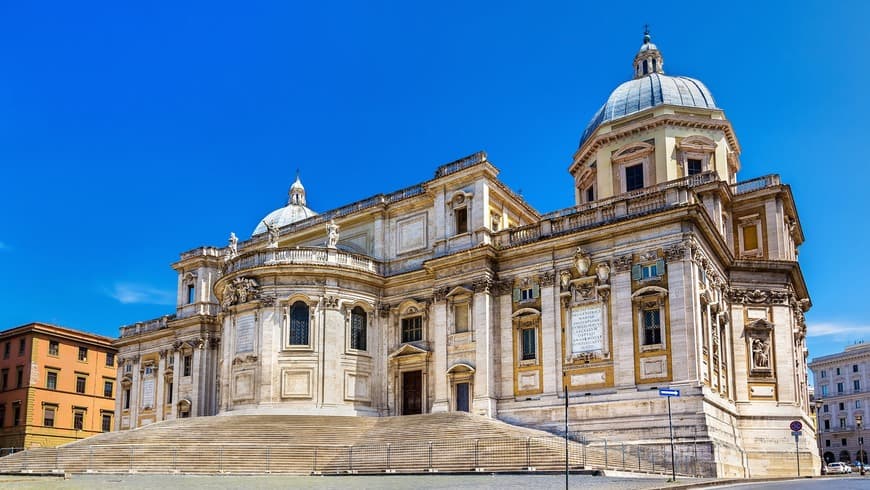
[1,1,867,363]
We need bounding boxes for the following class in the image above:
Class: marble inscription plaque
[236,314,255,353]
[142,378,155,408]
[571,304,603,354]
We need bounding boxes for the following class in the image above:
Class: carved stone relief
[221,277,260,308]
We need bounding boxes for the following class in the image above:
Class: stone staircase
[0,413,688,475]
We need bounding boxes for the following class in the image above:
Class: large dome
[252,176,317,236]
[578,33,718,148]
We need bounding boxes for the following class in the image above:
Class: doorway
[402,370,422,415]
[455,382,470,412]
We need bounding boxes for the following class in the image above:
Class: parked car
[827,462,853,474]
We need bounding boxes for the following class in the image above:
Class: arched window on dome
[350,306,367,351]
[289,301,310,346]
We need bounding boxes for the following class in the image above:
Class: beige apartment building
[809,343,870,466]
[114,32,815,477]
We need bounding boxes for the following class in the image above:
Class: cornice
[570,111,740,174]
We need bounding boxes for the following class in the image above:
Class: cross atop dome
[633,26,664,79]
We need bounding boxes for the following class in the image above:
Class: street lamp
[814,398,825,474]
[858,416,865,476]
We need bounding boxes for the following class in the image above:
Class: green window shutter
[655,259,665,276]
[631,264,642,281]
[532,283,540,299]
[513,288,521,302]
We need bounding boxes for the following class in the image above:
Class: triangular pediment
[388,343,430,358]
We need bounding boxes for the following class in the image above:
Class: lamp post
[858,416,865,476]
[814,398,825,474]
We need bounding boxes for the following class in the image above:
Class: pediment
[388,343,430,359]
[446,286,473,298]
[446,362,475,374]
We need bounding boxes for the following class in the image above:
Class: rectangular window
[585,186,594,203]
[44,406,56,427]
[16,366,23,388]
[855,365,860,373]
[625,163,644,191]
[643,308,662,345]
[125,363,132,374]
[821,370,827,378]
[824,419,830,430]
[401,316,423,343]
[183,355,192,377]
[454,303,469,333]
[12,404,20,426]
[49,340,59,356]
[838,382,845,393]
[840,402,845,410]
[821,385,829,396]
[103,380,113,398]
[742,225,758,252]
[824,404,829,413]
[855,379,861,392]
[632,260,665,281]
[18,338,25,355]
[78,347,88,362]
[101,413,112,432]
[350,307,367,351]
[106,353,115,367]
[857,400,862,409]
[3,342,9,359]
[0,404,5,427]
[687,158,703,176]
[187,284,195,304]
[166,381,173,404]
[843,438,848,446]
[837,367,841,376]
[455,207,468,234]
[826,439,831,447]
[123,388,131,410]
[73,410,84,430]
[840,418,847,429]
[0,369,7,391]
[76,376,87,394]
[521,327,537,361]
[46,371,58,390]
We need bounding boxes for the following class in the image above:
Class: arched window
[289,301,310,346]
[350,306,367,351]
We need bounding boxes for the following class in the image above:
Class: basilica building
[114,33,816,477]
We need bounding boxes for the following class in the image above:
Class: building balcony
[224,247,382,277]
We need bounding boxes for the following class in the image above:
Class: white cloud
[108,283,175,305]
[807,321,870,339]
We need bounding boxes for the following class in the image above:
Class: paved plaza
[0,473,706,489]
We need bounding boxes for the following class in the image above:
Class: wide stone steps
[0,413,692,476]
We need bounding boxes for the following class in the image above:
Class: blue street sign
[659,388,680,397]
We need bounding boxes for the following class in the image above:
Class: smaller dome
[638,41,658,53]
[252,175,318,236]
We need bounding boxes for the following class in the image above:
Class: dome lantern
[633,26,664,79]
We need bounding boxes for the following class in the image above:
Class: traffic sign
[659,388,680,397]
[790,420,803,432]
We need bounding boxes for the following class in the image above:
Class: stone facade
[114,34,816,477]
[809,343,870,466]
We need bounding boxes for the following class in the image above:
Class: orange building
[0,322,117,449]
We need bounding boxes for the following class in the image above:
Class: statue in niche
[574,248,591,276]
[326,219,340,249]
[264,220,279,249]
[752,338,771,369]
[228,232,238,258]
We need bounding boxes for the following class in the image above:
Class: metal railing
[0,434,718,476]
